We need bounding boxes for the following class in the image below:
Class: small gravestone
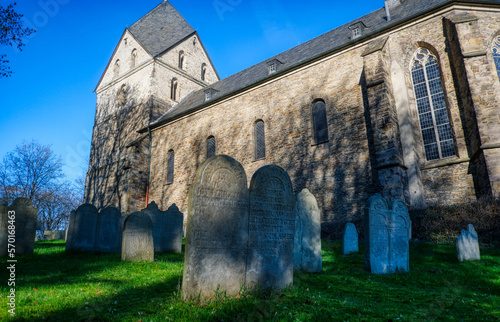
[44,230,66,240]
[122,212,154,262]
[142,202,184,253]
[247,165,296,289]
[11,199,38,256]
[71,204,98,252]
[456,224,480,262]
[95,207,122,253]
[294,189,322,272]
[365,194,410,274]
[65,210,77,251]
[182,155,249,301]
[343,222,359,255]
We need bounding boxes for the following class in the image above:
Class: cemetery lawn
[1,240,499,321]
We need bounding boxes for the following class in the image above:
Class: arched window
[179,51,184,69]
[411,48,456,161]
[201,63,207,81]
[207,136,216,158]
[255,120,266,160]
[312,100,329,144]
[492,35,500,81]
[130,49,137,69]
[171,78,178,101]
[167,150,174,184]
[113,60,120,78]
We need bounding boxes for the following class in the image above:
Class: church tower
[85,1,219,213]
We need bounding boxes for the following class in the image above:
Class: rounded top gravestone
[122,212,154,262]
[96,207,122,253]
[182,155,249,301]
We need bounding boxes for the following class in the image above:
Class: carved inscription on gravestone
[96,207,122,253]
[122,212,154,262]
[182,155,249,300]
[247,165,295,289]
[365,194,410,274]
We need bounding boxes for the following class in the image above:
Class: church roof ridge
[128,1,195,57]
[144,0,500,132]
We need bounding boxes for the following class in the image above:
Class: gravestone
[365,194,410,274]
[456,224,480,262]
[95,207,122,253]
[293,189,322,272]
[142,202,184,253]
[343,222,359,255]
[247,165,296,288]
[65,210,77,251]
[0,198,38,256]
[122,212,154,262]
[182,155,249,300]
[71,204,98,252]
[44,230,66,240]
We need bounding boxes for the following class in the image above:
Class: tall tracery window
[411,48,456,161]
[312,100,329,144]
[171,78,178,101]
[167,150,175,184]
[113,60,120,78]
[207,136,216,158]
[179,51,184,69]
[201,63,207,81]
[255,120,266,160]
[493,35,500,81]
[131,49,137,69]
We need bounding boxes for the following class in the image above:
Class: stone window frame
[113,59,120,79]
[201,63,207,81]
[171,78,178,101]
[130,49,137,69]
[167,150,175,185]
[492,34,500,82]
[311,99,329,145]
[207,136,216,159]
[409,47,457,162]
[179,51,185,69]
[254,120,266,160]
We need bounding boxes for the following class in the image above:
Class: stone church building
[85,0,500,235]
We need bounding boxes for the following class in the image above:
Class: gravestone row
[0,198,38,257]
[182,155,323,301]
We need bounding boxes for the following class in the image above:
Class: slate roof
[128,1,195,57]
[144,0,500,132]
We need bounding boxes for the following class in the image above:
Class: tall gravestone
[456,224,480,262]
[71,204,98,252]
[293,189,322,273]
[0,198,38,256]
[365,194,410,274]
[247,165,296,288]
[343,222,359,255]
[182,155,249,300]
[95,207,122,253]
[122,212,154,262]
[65,210,77,251]
[142,202,184,253]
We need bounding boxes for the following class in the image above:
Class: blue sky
[0,0,383,182]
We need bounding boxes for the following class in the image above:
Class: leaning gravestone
[95,207,122,253]
[71,204,98,252]
[343,222,359,255]
[142,202,184,253]
[247,165,296,288]
[122,212,154,262]
[293,189,322,272]
[0,198,38,256]
[365,194,410,274]
[182,155,249,301]
[456,224,480,262]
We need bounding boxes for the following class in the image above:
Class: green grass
[1,240,499,321]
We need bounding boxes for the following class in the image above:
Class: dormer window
[204,88,218,102]
[269,63,276,73]
[266,59,283,75]
[352,27,361,38]
[349,22,366,40]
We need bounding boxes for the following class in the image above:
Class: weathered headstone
[247,165,296,288]
[44,230,66,240]
[122,212,154,262]
[182,155,249,300]
[65,210,77,251]
[142,202,184,253]
[365,194,410,274]
[1,198,38,256]
[343,222,359,255]
[293,189,322,272]
[95,207,122,253]
[70,204,99,252]
[456,224,480,262]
